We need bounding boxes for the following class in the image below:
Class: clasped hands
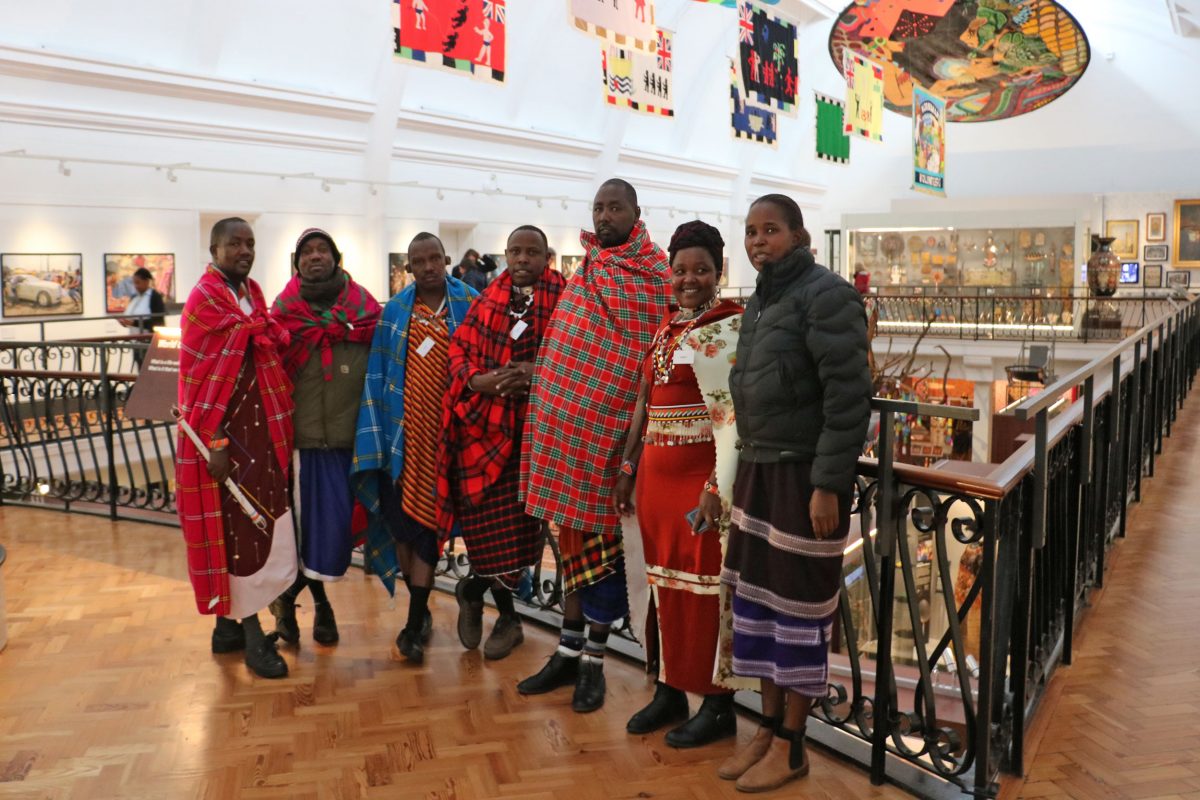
[468,361,535,397]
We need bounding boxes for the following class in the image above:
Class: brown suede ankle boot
[734,728,808,793]
[717,723,775,780]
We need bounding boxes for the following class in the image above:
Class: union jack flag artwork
[656,30,672,70]
[738,2,755,44]
[483,0,506,24]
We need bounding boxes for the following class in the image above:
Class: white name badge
[415,337,436,358]
[672,346,695,365]
[510,320,529,340]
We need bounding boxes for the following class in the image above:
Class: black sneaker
[455,580,485,650]
[626,682,690,734]
[396,628,425,664]
[211,617,246,654]
[516,652,579,695]
[572,658,606,713]
[268,595,300,645]
[244,633,288,679]
[312,602,339,645]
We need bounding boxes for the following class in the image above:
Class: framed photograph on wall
[1166,270,1191,289]
[1,253,84,317]
[1146,212,1166,242]
[388,253,410,297]
[1105,219,1139,260]
[560,255,584,280]
[105,253,176,313]
[1144,244,1168,262]
[1173,198,1200,267]
[1144,264,1163,288]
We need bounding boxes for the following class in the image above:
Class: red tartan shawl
[521,220,672,537]
[176,265,294,615]
[435,269,565,535]
[270,270,381,380]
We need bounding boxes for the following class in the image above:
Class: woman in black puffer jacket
[715,194,871,793]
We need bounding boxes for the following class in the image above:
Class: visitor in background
[120,267,166,334]
[717,194,871,792]
[351,233,477,665]
[517,178,671,712]
[854,263,871,295]
[176,217,296,680]
[436,225,566,660]
[268,228,381,648]
[614,220,748,748]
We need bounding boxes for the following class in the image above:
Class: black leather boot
[571,658,606,713]
[665,692,737,748]
[517,652,579,695]
[243,622,288,679]
[268,594,301,645]
[211,616,246,654]
[312,601,339,645]
[626,682,689,734]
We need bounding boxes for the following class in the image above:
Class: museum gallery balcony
[0,295,1197,798]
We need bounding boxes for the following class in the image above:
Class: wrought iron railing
[1,295,1197,798]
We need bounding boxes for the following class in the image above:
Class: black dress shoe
[244,633,288,679]
[627,682,690,734]
[312,601,339,645]
[211,617,246,654]
[572,659,606,713]
[517,652,579,695]
[665,693,738,749]
[268,595,300,645]
[396,628,425,664]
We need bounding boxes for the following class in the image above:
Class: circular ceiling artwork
[828,0,1090,123]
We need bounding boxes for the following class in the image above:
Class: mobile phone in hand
[685,506,712,534]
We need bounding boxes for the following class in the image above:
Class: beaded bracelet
[209,437,230,451]
[703,479,720,496]
[619,459,637,478]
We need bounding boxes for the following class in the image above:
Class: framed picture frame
[388,253,410,297]
[104,253,176,313]
[1166,270,1191,289]
[1144,244,1168,262]
[1146,212,1167,242]
[1173,198,1200,267]
[1144,264,1163,288]
[1105,219,1139,260]
[1,253,84,317]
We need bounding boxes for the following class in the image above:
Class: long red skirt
[634,439,729,695]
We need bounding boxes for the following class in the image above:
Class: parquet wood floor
[1001,398,1200,800]
[0,507,913,799]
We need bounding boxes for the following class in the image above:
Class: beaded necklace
[413,295,447,327]
[648,296,718,385]
[508,286,534,320]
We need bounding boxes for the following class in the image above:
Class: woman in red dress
[614,221,745,748]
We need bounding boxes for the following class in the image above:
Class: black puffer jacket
[730,247,872,494]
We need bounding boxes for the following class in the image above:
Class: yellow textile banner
[843,50,884,142]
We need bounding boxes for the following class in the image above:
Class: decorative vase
[1087,236,1120,297]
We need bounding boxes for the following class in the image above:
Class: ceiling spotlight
[717,213,724,222]
[166,168,177,183]
[437,189,445,200]
[321,180,331,193]
[369,184,378,196]
[669,208,676,218]
[536,198,543,208]
[560,199,569,210]
[58,160,71,177]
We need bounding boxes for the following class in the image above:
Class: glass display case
[848,226,1077,289]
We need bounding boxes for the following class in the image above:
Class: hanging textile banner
[569,0,657,53]
[392,0,506,83]
[602,28,674,117]
[912,86,946,196]
[843,50,884,142]
[736,0,799,116]
[815,92,850,164]
[730,60,777,147]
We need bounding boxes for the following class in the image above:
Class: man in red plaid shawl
[436,225,565,661]
[267,228,381,648]
[518,180,671,712]
[176,217,296,679]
